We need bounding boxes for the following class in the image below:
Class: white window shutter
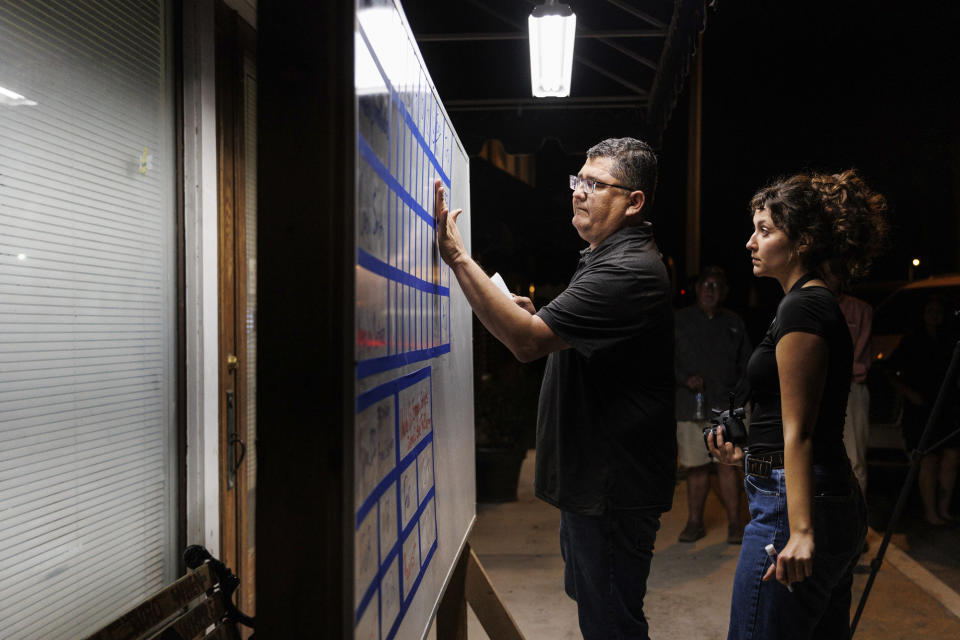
[0,1,178,638]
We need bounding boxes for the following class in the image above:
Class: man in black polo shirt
[435,137,675,640]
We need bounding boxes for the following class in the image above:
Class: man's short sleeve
[536,263,651,359]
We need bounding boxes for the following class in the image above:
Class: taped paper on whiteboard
[490,272,512,299]
[355,510,377,605]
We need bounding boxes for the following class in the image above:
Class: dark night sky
[414,1,960,324]
[687,0,960,311]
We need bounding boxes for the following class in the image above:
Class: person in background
[887,295,960,526]
[675,266,751,544]
[435,137,676,640]
[710,169,888,639]
[837,292,873,497]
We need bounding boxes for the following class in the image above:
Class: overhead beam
[417,30,665,42]
[576,57,649,94]
[591,34,659,71]
[606,0,668,30]
[445,96,648,112]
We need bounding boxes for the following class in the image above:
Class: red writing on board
[403,538,419,587]
[399,382,431,457]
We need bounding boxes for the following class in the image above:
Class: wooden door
[216,1,257,626]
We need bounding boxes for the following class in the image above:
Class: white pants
[843,382,870,494]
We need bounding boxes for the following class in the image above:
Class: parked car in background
[866,274,960,450]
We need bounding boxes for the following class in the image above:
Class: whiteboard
[352,1,475,639]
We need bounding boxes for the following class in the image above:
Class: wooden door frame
[215,0,257,618]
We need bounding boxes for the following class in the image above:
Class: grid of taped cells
[355,12,454,381]
[354,367,437,640]
[353,10,448,640]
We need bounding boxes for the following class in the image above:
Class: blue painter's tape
[356,344,451,379]
[355,547,380,624]
[399,104,450,188]
[375,485,436,580]
[353,20,454,636]
[393,392,404,615]
[357,24,451,188]
[356,366,432,413]
[354,440,435,625]
[357,248,448,297]
[384,505,439,640]
[358,133,435,227]
[355,529,401,625]
[355,431,434,529]
[399,486,435,542]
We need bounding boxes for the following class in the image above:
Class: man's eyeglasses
[569,175,638,194]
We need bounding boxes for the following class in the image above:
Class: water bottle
[694,391,705,420]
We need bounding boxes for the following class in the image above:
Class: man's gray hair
[697,265,728,289]
[586,137,658,206]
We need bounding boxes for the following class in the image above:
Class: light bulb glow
[0,86,25,100]
[355,7,421,97]
[529,10,576,97]
[912,258,920,267]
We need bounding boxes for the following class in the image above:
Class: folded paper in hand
[490,272,513,299]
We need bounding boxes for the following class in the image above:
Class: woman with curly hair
[708,169,888,639]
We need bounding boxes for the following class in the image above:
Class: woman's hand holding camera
[706,425,744,466]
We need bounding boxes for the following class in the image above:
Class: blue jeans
[559,509,661,640]
[728,465,867,639]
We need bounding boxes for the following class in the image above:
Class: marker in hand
[765,544,794,593]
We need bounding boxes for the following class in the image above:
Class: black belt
[745,451,784,478]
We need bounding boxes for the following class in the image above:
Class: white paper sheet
[490,272,513,299]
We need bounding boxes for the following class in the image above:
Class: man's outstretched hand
[435,178,466,267]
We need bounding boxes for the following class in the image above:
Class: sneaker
[727,523,744,545]
[678,522,706,543]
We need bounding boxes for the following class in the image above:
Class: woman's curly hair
[749,169,889,286]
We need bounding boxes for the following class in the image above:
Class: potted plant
[474,356,536,502]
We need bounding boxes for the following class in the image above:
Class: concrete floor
[428,449,960,639]
[863,457,960,597]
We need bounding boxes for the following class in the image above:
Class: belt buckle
[748,456,772,478]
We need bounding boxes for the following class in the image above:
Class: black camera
[702,393,748,451]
